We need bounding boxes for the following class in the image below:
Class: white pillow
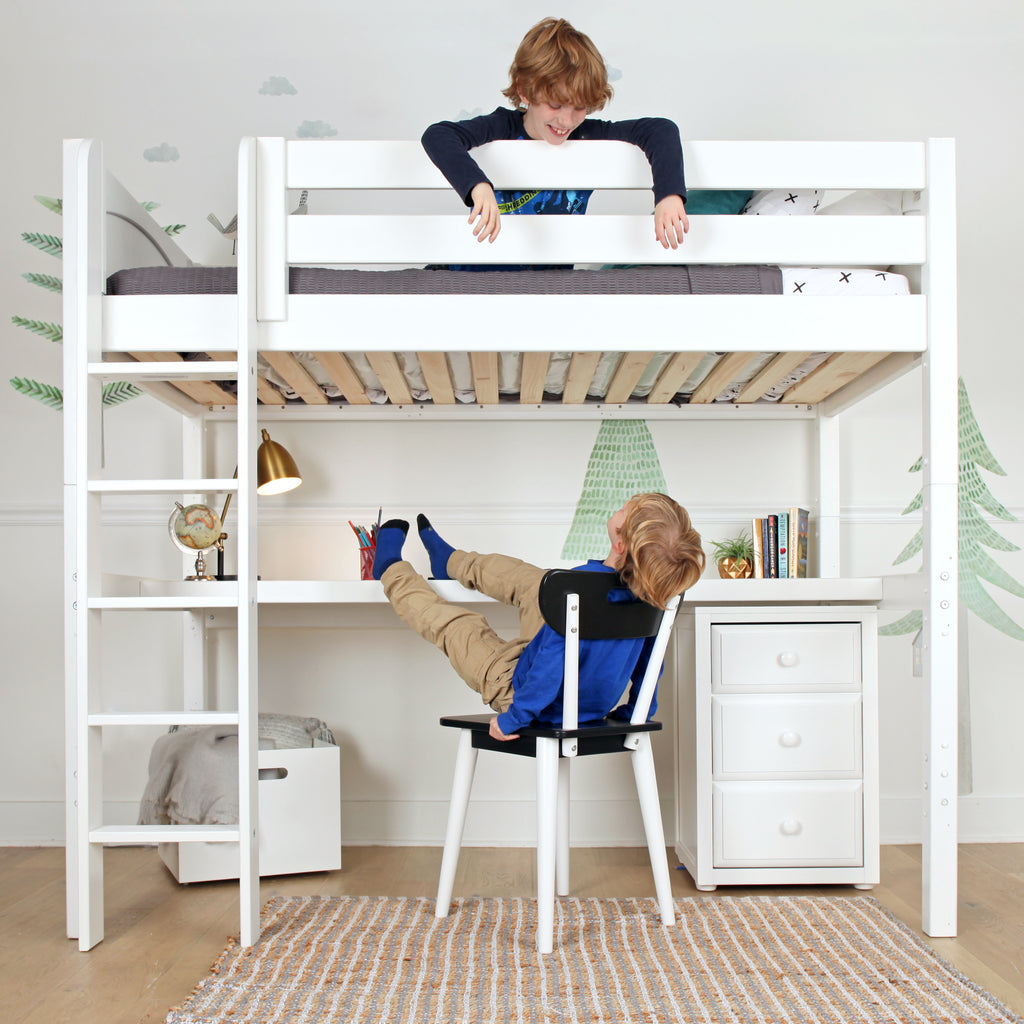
[816,189,922,216]
[742,189,822,215]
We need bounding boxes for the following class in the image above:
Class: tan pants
[380,550,546,712]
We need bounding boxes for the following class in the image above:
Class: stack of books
[751,508,809,579]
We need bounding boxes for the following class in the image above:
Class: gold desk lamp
[215,429,302,580]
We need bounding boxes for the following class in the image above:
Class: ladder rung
[89,596,239,610]
[88,711,240,727]
[88,361,239,381]
[90,825,241,844]
[87,478,238,494]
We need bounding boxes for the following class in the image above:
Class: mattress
[106,264,782,296]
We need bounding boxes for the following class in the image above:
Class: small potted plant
[710,531,755,579]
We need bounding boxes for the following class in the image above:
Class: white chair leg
[436,730,478,918]
[556,758,570,897]
[535,737,559,954]
[631,734,676,927]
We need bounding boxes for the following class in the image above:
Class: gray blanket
[138,713,335,826]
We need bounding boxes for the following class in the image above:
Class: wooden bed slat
[207,351,284,405]
[261,352,329,405]
[520,352,551,404]
[365,352,414,405]
[256,380,286,405]
[781,351,891,404]
[690,352,762,405]
[128,352,237,406]
[604,352,656,404]
[562,352,604,404]
[646,352,707,404]
[416,352,456,405]
[733,351,813,404]
[470,352,500,404]
[314,352,371,405]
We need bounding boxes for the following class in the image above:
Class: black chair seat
[439,713,661,758]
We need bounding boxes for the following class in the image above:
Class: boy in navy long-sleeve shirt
[421,17,688,253]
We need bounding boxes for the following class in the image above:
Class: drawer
[711,622,861,692]
[712,693,862,778]
[159,746,342,883]
[712,781,863,867]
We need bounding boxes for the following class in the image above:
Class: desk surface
[125,575,886,605]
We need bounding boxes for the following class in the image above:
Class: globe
[168,502,222,553]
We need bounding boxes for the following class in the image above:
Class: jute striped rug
[166,895,1021,1023]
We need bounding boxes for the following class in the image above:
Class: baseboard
[8,796,1024,847]
[880,795,1024,844]
[0,802,68,846]
[339,798,675,847]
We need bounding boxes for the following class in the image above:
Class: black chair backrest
[538,569,665,640]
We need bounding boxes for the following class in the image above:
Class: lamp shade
[256,429,302,495]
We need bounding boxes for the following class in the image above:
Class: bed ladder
[62,138,261,949]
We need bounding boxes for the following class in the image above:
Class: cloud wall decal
[260,76,297,95]
[143,143,180,163]
[297,120,337,138]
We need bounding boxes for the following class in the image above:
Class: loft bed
[64,136,958,950]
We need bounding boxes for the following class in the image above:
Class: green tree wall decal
[562,419,669,560]
[9,194,181,411]
[880,377,1024,640]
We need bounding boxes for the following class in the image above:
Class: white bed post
[64,138,106,950]
[236,137,262,945]
[62,138,88,941]
[816,411,841,578]
[921,138,959,937]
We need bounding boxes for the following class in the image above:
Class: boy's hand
[469,182,501,243]
[489,716,519,741]
[654,194,689,250]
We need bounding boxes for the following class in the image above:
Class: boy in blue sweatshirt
[373,493,705,743]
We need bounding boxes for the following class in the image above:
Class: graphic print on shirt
[495,189,592,215]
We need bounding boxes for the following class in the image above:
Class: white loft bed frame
[63,136,958,950]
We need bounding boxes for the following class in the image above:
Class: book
[777,511,789,578]
[766,514,779,578]
[790,507,810,578]
[751,517,764,578]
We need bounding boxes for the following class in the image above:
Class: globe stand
[186,549,217,582]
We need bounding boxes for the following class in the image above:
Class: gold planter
[717,556,753,580]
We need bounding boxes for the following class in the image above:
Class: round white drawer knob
[779,730,802,748]
[777,651,799,668]
[780,819,803,837]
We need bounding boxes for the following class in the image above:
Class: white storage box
[159,745,341,883]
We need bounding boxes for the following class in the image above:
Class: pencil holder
[359,545,375,581]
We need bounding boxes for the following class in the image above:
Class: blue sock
[417,514,454,580]
[372,519,409,580]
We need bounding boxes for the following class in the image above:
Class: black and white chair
[435,568,682,954]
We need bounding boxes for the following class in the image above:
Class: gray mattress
[105,265,783,296]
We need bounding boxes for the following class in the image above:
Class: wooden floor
[3,843,1023,1023]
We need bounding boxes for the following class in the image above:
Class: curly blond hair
[617,493,705,609]
[501,18,613,113]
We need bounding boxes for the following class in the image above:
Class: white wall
[2,0,1023,847]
